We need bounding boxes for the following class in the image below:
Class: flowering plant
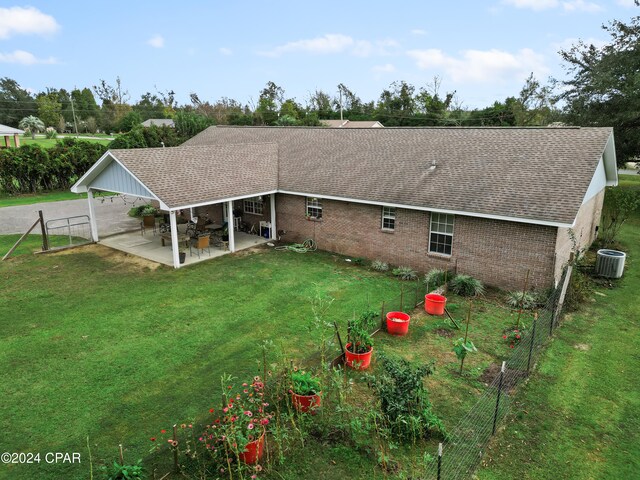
[346,310,377,354]
[502,329,523,349]
[200,375,273,454]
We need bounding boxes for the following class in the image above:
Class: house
[140,119,175,128]
[71,126,617,290]
[320,119,384,128]
[0,124,24,148]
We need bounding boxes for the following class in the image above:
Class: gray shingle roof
[183,126,613,225]
[111,143,278,208]
[140,119,175,127]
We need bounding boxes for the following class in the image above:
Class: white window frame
[306,197,322,219]
[429,213,454,256]
[381,206,396,230]
[243,197,264,215]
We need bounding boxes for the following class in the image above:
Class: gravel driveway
[0,195,141,237]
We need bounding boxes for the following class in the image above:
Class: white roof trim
[170,190,278,211]
[602,132,618,186]
[71,151,160,202]
[278,189,573,228]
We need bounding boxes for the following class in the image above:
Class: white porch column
[227,200,235,252]
[86,189,99,242]
[170,210,181,268]
[189,207,197,222]
[270,194,276,240]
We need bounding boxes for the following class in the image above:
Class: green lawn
[19,134,112,148]
[0,191,87,207]
[477,177,640,480]
[0,235,533,480]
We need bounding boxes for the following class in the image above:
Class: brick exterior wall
[275,193,558,291]
[554,189,605,284]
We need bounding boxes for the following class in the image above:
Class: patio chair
[190,233,211,258]
[140,215,156,236]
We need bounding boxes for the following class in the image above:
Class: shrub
[371,260,389,272]
[45,127,57,139]
[449,274,484,297]
[503,328,524,349]
[352,257,365,266]
[392,266,418,281]
[128,204,159,217]
[367,353,446,441]
[347,310,377,353]
[423,269,448,289]
[506,291,537,310]
[291,370,320,396]
[100,459,144,479]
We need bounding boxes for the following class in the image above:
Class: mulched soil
[479,363,529,392]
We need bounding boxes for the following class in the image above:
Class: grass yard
[0,234,536,480]
[19,134,112,148]
[0,191,89,207]
[477,175,640,480]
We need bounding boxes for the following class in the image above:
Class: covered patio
[71,144,279,268]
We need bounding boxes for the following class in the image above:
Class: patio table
[160,233,190,248]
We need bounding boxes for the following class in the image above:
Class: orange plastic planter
[344,343,373,370]
[291,391,322,414]
[386,311,411,335]
[425,293,447,315]
[238,431,265,465]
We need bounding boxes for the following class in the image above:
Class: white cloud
[258,34,398,58]
[219,47,232,56]
[407,47,548,84]
[502,0,603,11]
[147,34,164,48]
[0,50,57,65]
[0,6,60,39]
[411,29,427,36]
[372,63,396,73]
[562,0,603,12]
[503,0,559,10]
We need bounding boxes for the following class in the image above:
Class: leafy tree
[599,186,640,244]
[558,7,640,166]
[36,92,63,128]
[133,92,166,121]
[255,81,284,125]
[307,89,334,119]
[0,78,36,127]
[117,111,143,132]
[19,116,45,139]
[276,114,298,126]
[174,111,211,137]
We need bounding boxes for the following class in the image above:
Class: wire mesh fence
[422,267,571,480]
[324,265,572,479]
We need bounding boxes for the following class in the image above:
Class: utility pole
[69,92,79,137]
[338,86,344,122]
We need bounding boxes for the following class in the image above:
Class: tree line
[1,10,638,166]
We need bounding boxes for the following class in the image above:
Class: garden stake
[38,210,49,251]
[118,444,124,465]
[459,302,472,374]
[516,269,530,328]
[527,312,538,373]
[444,307,460,329]
[172,425,179,473]
[333,321,345,355]
[437,442,443,480]
[492,362,506,435]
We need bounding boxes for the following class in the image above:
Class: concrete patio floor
[99,229,271,267]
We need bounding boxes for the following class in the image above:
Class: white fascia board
[172,190,278,211]
[277,189,572,228]
[603,133,618,186]
[582,157,607,205]
[71,151,162,206]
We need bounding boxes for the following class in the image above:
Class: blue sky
[0,0,637,109]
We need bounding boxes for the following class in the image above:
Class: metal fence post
[527,313,538,373]
[492,361,506,436]
[437,442,443,480]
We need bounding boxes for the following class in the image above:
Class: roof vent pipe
[428,159,437,172]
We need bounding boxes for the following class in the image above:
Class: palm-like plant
[19,116,45,139]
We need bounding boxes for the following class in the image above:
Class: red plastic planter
[345,343,373,370]
[238,430,265,465]
[291,391,322,414]
[386,311,410,335]
[425,293,447,315]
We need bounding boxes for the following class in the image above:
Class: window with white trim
[382,206,396,230]
[243,197,264,215]
[306,197,322,219]
[429,213,454,255]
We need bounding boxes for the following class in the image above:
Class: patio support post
[169,210,181,268]
[227,200,235,252]
[270,194,276,240]
[189,207,196,222]
[86,189,99,242]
